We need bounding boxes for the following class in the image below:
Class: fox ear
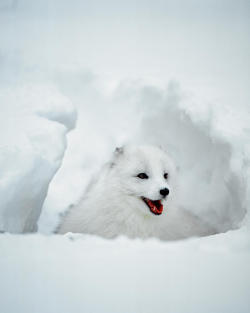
[158,145,165,151]
[110,146,124,168]
[114,146,124,156]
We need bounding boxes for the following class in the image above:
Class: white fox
[58,145,214,240]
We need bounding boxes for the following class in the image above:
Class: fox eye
[137,173,149,179]
[164,173,168,179]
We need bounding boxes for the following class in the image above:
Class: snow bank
[0,85,76,232]
[0,231,250,313]
[39,79,249,235]
[0,0,248,235]
[131,81,249,232]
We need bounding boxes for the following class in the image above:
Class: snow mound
[0,230,249,313]
[39,79,250,235]
[132,82,249,232]
[0,84,76,233]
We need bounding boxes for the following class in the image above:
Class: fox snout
[159,188,169,198]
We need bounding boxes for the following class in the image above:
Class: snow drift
[39,79,249,235]
[0,230,250,313]
[0,85,76,232]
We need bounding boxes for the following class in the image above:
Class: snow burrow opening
[131,82,247,234]
[40,77,248,237]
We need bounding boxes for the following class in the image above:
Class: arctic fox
[58,145,213,240]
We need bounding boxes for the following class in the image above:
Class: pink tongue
[147,199,163,215]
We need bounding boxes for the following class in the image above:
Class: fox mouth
[142,197,163,215]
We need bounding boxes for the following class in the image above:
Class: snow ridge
[0,84,76,232]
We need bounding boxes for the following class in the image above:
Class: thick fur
[58,145,214,240]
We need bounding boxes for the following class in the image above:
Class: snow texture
[0,1,250,312]
[0,230,250,313]
[0,85,76,232]
[39,80,249,235]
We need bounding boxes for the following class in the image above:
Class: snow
[0,230,250,313]
[0,1,250,312]
[0,85,76,232]
[39,80,249,234]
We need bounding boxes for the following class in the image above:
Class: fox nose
[159,188,169,197]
